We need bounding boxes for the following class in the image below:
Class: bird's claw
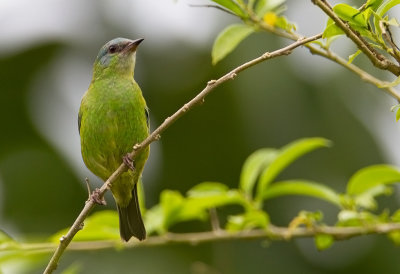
[123,154,135,171]
[90,188,107,205]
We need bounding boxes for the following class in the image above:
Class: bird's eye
[108,45,117,53]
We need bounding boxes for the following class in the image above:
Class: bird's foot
[123,154,135,171]
[90,188,107,205]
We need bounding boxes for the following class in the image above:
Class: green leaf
[50,211,120,242]
[330,3,376,40]
[315,234,334,250]
[374,0,400,38]
[188,182,229,196]
[333,3,368,28]
[275,15,296,31]
[337,210,380,226]
[397,107,400,121]
[239,148,278,198]
[353,184,392,209]
[348,50,362,64]
[376,0,400,17]
[212,24,255,65]
[226,210,269,231]
[256,137,332,201]
[388,230,400,245]
[392,209,400,222]
[323,18,345,38]
[211,0,246,17]
[160,190,206,230]
[187,182,244,210]
[346,165,400,195]
[145,204,165,235]
[262,180,341,206]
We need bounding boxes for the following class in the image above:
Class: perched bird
[78,38,150,241]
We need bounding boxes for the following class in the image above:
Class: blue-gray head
[93,37,144,78]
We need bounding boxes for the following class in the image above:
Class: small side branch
[311,0,400,76]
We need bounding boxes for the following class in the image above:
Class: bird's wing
[145,107,150,130]
[78,92,88,134]
[78,109,82,134]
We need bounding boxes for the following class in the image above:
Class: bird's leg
[123,154,135,171]
[90,188,107,205]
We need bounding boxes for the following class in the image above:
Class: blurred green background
[1,0,400,273]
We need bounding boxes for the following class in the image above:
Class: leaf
[50,211,120,242]
[211,0,246,17]
[391,209,400,222]
[353,184,392,209]
[346,165,400,195]
[188,182,229,196]
[397,108,400,121]
[255,137,332,201]
[239,148,278,198]
[374,0,400,38]
[226,210,269,231]
[212,24,255,65]
[330,4,376,41]
[187,182,244,210]
[160,190,206,230]
[323,18,345,38]
[376,0,400,17]
[275,15,296,31]
[388,231,400,245]
[315,234,334,250]
[379,75,400,88]
[262,180,341,207]
[348,50,362,64]
[333,3,368,28]
[337,210,380,226]
[145,204,165,235]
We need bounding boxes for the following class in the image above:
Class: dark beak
[124,38,144,53]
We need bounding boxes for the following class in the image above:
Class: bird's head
[93,37,144,79]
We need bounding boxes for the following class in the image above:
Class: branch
[305,40,400,101]
[43,34,321,274]
[311,0,400,76]
[253,23,400,101]
[22,223,400,255]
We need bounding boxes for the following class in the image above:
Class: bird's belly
[81,109,142,180]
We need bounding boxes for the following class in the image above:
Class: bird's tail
[117,183,146,241]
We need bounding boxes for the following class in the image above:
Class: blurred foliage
[0,45,87,235]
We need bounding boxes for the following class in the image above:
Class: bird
[78,37,150,241]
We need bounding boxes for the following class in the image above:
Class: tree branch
[43,34,321,274]
[311,0,400,76]
[21,222,400,256]
[253,23,400,101]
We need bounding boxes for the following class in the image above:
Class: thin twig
[311,0,400,76]
[253,22,400,101]
[189,4,237,16]
[43,34,321,274]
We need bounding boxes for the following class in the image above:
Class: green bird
[78,38,149,241]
